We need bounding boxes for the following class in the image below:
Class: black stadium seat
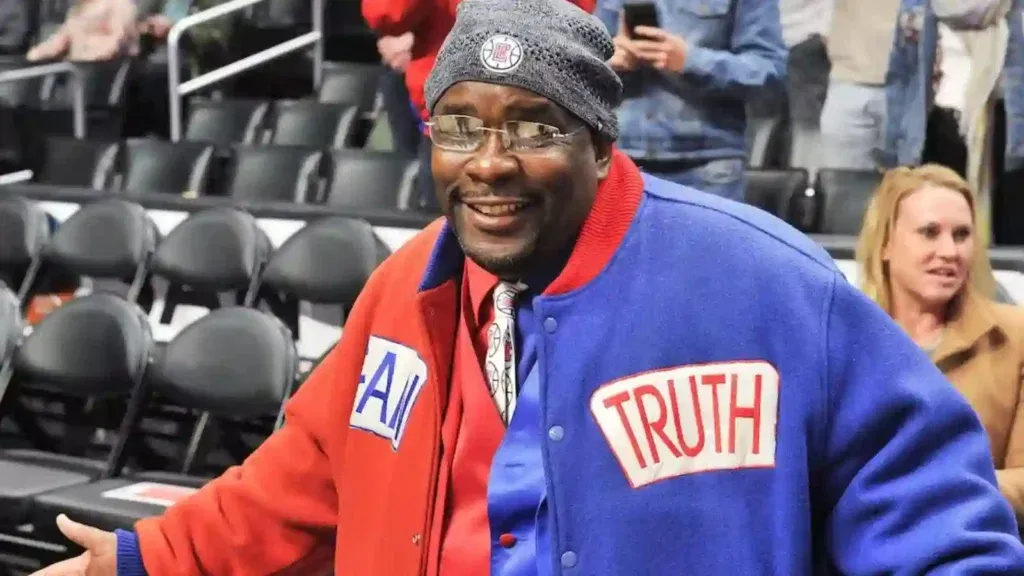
[0,282,19,365]
[225,145,324,204]
[317,62,382,115]
[744,169,809,222]
[261,216,381,340]
[31,307,296,532]
[183,99,270,147]
[325,150,418,210]
[17,198,158,310]
[0,196,51,297]
[813,169,884,235]
[149,207,272,335]
[0,294,152,529]
[34,137,119,189]
[119,139,215,197]
[267,101,359,150]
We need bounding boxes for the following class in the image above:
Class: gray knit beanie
[424,0,622,141]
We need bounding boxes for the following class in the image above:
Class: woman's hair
[855,164,995,314]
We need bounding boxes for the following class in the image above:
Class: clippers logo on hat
[480,34,523,74]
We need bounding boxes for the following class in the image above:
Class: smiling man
[29,0,1024,575]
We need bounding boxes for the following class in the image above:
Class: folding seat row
[0,196,382,345]
[0,288,298,544]
[183,98,361,150]
[742,167,883,235]
[28,136,421,210]
[0,196,385,553]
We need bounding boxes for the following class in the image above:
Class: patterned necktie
[486,281,525,426]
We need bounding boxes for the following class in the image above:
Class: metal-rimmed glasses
[425,114,586,153]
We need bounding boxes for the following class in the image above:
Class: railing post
[168,27,185,141]
[312,0,324,89]
[70,66,86,138]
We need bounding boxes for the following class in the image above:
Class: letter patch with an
[590,361,780,488]
[349,336,428,451]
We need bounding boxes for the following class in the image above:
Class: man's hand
[608,35,638,72]
[630,25,688,72]
[377,32,414,72]
[28,515,117,576]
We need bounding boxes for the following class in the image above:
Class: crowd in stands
[1,0,1024,571]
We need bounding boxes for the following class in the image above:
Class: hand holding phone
[623,3,660,38]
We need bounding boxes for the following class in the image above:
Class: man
[362,0,595,210]
[596,0,786,201]
[30,0,1024,574]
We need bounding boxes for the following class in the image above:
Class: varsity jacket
[132,152,1024,575]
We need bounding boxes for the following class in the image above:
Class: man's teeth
[473,203,526,216]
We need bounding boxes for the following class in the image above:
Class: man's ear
[594,136,613,179]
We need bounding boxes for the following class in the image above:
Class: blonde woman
[26,0,138,63]
[856,163,1024,516]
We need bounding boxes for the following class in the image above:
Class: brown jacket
[934,293,1024,515]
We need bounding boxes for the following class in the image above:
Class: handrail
[167,0,325,141]
[0,61,86,138]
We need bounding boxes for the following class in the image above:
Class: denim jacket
[595,0,787,161]
[884,0,1024,172]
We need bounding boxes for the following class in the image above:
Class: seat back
[813,169,884,235]
[150,207,271,294]
[151,308,296,423]
[268,101,358,150]
[317,62,382,114]
[744,169,809,223]
[10,293,151,397]
[262,216,379,305]
[226,145,324,204]
[120,139,215,196]
[184,99,270,147]
[326,150,417,210]
[44,59,134,108]
[35,137,120,189]
[42,198,157,292]
[0,282,21,363]
[0,195,51,293]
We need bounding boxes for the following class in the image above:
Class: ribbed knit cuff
[114,529,147,576]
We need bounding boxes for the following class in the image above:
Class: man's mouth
[465,200,532,216]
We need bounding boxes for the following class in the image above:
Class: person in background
[818,0,901,170]
[26,0,138,62]
[127,0,231,138]
[362,0,596,212]
[377,31,430,156]
[596,0,787,202]
[883,0,1021,242]
[856,163,1024,518]
[775,0,832,171]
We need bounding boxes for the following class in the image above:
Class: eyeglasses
[425,114,585,153]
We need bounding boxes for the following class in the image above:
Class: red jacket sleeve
[362,0,436,36]
[133,279,384,575]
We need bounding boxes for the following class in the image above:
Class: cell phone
[623,3,660,37]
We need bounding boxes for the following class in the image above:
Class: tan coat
[934,293,1024,516]
[27,0,138,63]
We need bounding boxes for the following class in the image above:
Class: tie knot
[493,281,526,315]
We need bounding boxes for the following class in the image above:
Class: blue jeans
[644,158,746,202]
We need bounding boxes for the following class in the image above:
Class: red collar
[465,150,644,316]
